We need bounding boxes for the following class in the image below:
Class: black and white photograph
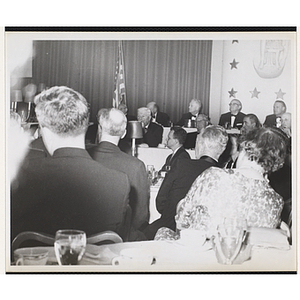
[4,28,297,274]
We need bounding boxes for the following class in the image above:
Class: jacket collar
[96,141,121,153]
[52,147,91,159]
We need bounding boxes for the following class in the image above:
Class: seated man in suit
[117,104,137,154]
[184,113,210,149]
[176,99,202,127]
[224,113,262,169]
[240,113,262,137]
[136,107,163,147]
[11,86,131,242]
[118,103,137,121]
[218,98,246,129]
[143,125,228,239]
[88,108,149,240]
[263,100,287,128]
[146,102,170,127]
[159,126,190,175]
[280,112,291,138]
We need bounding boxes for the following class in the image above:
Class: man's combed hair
[202,125,228,148]
[34,86,90,136]
[171,126,187,145]
[242,127,287,173]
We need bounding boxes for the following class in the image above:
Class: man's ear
[121,129,127,139]
[40,126,54,155]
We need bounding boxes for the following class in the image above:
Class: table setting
[10,224,295,272]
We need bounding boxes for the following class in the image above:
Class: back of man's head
[99,108,127,137]
[196,125,228,159]
[34,86,89,136]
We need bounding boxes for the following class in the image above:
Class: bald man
[218,99,246,129]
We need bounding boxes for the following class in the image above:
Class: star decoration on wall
[230,59,239,69]
[275,89,286,99]
[232,40,239,44]
[250,87,260,98]
[228,88,237,98]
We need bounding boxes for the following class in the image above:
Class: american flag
[113,41,127,108]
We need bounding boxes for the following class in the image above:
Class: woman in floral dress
[155,127,288,241]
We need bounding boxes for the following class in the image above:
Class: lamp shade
[11,90,23,102]
[127,121,143,139]
[23,84,37,103]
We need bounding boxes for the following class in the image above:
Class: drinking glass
[213,218,247,265]
[54,229,87,265]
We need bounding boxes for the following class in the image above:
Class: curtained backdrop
[32,40,212,123]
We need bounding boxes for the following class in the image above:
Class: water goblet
[54,229,87,265]
[214,218,247,265]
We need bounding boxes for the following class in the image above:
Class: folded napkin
[247,227,290,250]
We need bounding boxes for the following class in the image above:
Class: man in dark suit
[137,107,163,147]
[176,99,202,127]
[143,125,228,239]
[11,86,131,242]
[159,126,190,174]
[183,113,210,149]
[88,108,149,240]
[147,102,170,127]
[118,103,137,121]
[263,100,287,128]
[218,98,246,129]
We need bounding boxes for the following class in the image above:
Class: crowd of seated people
[10,88,292,250]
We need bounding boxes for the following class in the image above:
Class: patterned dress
[155,167,283,241]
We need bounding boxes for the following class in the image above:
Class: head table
[9,227,295,273]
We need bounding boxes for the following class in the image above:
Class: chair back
[118,204,132,242]
[87,231,123,245]
[12,230,123,253]
[12,231,55,253]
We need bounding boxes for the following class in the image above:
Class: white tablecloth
[149,183,162,224]
[9,231,295,272]
[136,146,195,171]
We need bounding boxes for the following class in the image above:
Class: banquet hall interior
[6,31,297,272]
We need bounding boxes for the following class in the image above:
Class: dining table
[9,227,295,273]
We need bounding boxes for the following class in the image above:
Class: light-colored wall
[209,39,295,126]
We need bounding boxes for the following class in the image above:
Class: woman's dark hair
[241,127,287,173]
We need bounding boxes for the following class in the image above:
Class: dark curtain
[33,40,212,123]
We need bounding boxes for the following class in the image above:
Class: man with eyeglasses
[218,98,246,130]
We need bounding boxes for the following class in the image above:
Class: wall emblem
[253,40,289,78]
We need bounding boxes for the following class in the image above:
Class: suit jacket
[184,131,198,149]
[218,111,246,129]
[143,156,218,239]
[159,146,190,172]
[263,114,277,127]
[11,147,130,241]
[176,112,197,127]
[137,121,163,147]
[88,141,149,230]
[154,111,170,127]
